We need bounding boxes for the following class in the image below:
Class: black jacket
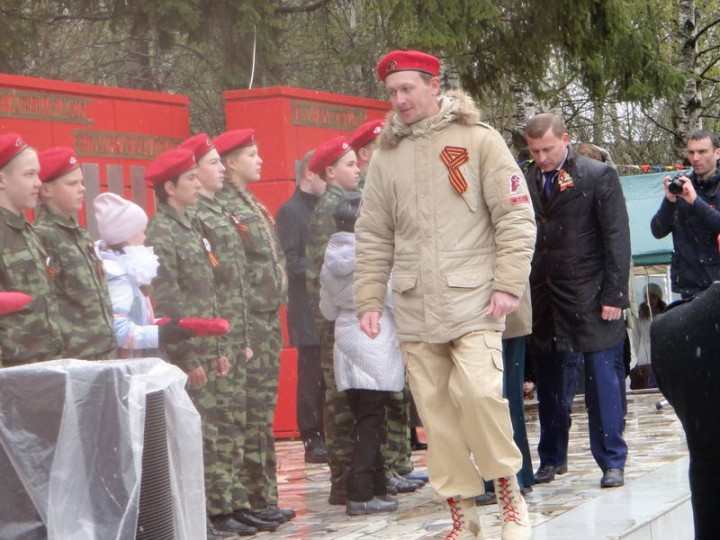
[650,167,720,298]
[276,188,320,347]
[525,147,631,353]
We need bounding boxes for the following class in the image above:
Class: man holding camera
[651,129,720,298]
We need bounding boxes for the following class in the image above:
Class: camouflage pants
[382,385,414,477]
[242,310,282,511]
[188,362,247,516]
[319,320,355,492]
[221,356,249,512]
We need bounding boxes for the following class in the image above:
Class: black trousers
[296,344,325,442]
[345,388,392,502]
[652,283,720,540]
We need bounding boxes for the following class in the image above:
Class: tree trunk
[510,79,538,160]
[673,0,702,158]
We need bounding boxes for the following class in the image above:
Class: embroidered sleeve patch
[510,195,530,206]
[440,146,469,194]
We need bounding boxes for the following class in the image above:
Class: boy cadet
[355,50,535,539]
[0,133,62,366]
[35,146,116,359]
[143,147,235,540]
[213,129,295,525]
[304,136,361,504]
[350,119,383,190]
[180,133,279,535]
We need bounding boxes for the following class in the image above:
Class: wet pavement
[259,390,688,539]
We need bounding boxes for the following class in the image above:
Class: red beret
[0,291,32,315]
[213,129,256,156]
[377,50,441,82]
[349,119,385,152]
[0,132,29,169]
[145,148,197,185]
[179,133,215,161]
[38,146,80,183]
[308,136,352,176]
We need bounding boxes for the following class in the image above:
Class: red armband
[155,317,230,336]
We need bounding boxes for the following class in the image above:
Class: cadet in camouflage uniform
[214,129,295,525]
[181,134,279,535]
[349,122,426,493]
[34,147,116,360]
[305,136,360,504]
[143,147,238,540]
[0,133,62,367]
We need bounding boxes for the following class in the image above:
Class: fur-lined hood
[379,89,482,149]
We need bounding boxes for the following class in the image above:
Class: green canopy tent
[619,171,681,266]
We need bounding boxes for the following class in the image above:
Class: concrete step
[533,457,692,540]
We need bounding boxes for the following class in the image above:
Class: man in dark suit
[524,112,632,488]
[276,150,328,462]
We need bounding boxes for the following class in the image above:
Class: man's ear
[0,171,6,190]
[430,76,441,96]
[358,147,369,163]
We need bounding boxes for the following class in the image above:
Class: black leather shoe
[231,510,279,532]
[211,514,258,536]
[206,521,237,539]
[304,443,328,464]
[600,468,624,488]
[402,471,429,484]
[533,463,568,484]
[474,491,496,506]
[253,504,296,523]
[387,473,418,493]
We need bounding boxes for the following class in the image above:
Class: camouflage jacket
[146,203,222,372]
[306,184,347,328]
[193,195,250,356]
[219,184,287,313]
[0,207,63,366]
[34,205,116,359]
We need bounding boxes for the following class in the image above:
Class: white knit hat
[93,192,148,246]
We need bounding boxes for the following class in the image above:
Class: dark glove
[158,318,194,346]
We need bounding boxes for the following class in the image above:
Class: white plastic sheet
[0,358,205,540]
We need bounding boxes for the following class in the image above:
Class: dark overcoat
[276,187,320,347]
[525,147,631,353]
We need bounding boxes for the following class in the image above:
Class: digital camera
[668,174,686,195]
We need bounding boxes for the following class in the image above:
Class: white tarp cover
[0,357,205,540]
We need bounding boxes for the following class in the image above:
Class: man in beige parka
[354,50,536,540]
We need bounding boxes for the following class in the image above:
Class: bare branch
[277,0,334,15]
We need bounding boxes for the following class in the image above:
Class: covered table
[0,358,205,540]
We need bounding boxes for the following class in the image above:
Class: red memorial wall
[224,86,389,437]
[0,73,190,231]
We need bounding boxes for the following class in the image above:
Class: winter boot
[445,497,483,540]
[494,476,532,540]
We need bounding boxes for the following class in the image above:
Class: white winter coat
[319,231,404,393]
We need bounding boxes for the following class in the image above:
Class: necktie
[543,171,557,200]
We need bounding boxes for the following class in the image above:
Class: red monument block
[0,73,190,228]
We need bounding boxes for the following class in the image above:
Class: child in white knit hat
[93,192,190,356]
